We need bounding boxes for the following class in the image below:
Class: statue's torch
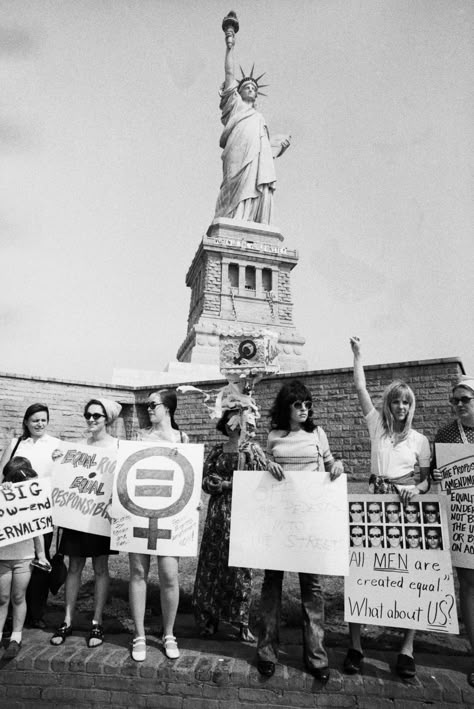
[222,10,239,48]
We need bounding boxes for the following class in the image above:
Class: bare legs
[129,553,179,638]
[51,554,109,645]
[0,566,31,636]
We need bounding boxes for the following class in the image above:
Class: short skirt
[59,529,118,558]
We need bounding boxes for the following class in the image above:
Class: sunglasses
[84,412,105,421]
[147,402,164,411]
[351,507,363,513]
[386,509,399,514]
[388,533,401,538]
[425,509,437,514]
[291,400,312,410]
[369,533,382,538]
[450,396,474,406]
[405,509,418,514]
[351,531,364,537]
[368,508,381,514]
[426,535,439,540]
[406,534,420,540]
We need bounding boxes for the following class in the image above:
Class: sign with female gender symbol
[110,441,204,556]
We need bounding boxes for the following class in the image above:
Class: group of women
[0,339,473,686]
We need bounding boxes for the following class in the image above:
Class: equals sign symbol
[134,469,174,498]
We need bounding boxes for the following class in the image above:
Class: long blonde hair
[381,380,415,441]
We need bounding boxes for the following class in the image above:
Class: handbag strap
[10,437,22,460]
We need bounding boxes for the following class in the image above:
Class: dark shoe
[50,623,72,646]
[4,640,21,659]
[257,660,275,677]
[307,665,330,683]
[343,648,364,674]
[28,618,46,630]
[396,653,416,679]
[87,623,104,648]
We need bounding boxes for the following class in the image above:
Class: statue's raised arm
[214,11,291,225]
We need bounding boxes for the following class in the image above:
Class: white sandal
[162,634,180,660]
[131,636,146,662]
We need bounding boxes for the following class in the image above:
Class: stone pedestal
[176,218,307,373]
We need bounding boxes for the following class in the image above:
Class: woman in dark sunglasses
[50,398,121,649]
[256,379,343,682]
[129,390,189,662]
[345,337,431,680]
[432,376,474,686]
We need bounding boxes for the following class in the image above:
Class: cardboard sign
[110,441,204,556]
[50,441,117,536]
[344,494,458,633]
[229,470,349,575]
[436,443,474,569]
[0,478,53,548]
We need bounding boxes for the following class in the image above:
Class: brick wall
[0,357,463,480]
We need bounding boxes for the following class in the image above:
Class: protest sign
[0,478,53,548]
[229,470,349,575]
[51,441,117,536]
[344,494,458,633]
[436,443,474,569]
[110,441,204,556]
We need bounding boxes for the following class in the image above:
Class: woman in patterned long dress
[193,409,268,642]
[433,376,474,686]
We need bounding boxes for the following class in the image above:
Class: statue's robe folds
[215,82,276,224]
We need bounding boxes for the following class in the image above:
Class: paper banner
[436,443,474,569]
[110,440,204,556]
[50,441,117,536]
[0,478,53,548]
[344,494,458,633]
[229,470,349,575]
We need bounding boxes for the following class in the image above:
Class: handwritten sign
[50,442,117,536]
[436,443,474,569]
[229,470,349,575]
[110,441,204,556]
[344,494,458,633]
[0,478,53,548]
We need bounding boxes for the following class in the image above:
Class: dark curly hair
[269,380,316,433]
[3,456,38,483]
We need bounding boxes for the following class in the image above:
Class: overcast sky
[0,0,472,383]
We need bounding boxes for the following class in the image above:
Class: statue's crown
[237,64,268,97]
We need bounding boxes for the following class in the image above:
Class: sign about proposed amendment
[344,494,458,634]
[229,470,349,575]
[436,443,474,569]
[110,441,204,556]
[0,478,53,548]
[51,441,117,536]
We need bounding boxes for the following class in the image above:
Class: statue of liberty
[214,12,291,225]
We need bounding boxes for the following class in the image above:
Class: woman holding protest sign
[0,403,60,629]
[50,398,121,649]
[256,379,344,682]
[129,389,189,662]
[432,375,474,686]
[345,337,431,679]
[193,389,275,643]
[0,457,50,657]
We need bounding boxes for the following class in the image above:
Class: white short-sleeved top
[365,408,431,479]
[136,429,189,444]
[12,434,61,478]
[267,427,333,472]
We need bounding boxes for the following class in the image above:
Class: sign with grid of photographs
[435,444,474,569]
[344,494,458,633]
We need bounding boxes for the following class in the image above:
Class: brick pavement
[1,616,474,709]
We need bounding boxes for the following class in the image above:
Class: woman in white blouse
[0,403,60,628]
[345,337,431,680]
